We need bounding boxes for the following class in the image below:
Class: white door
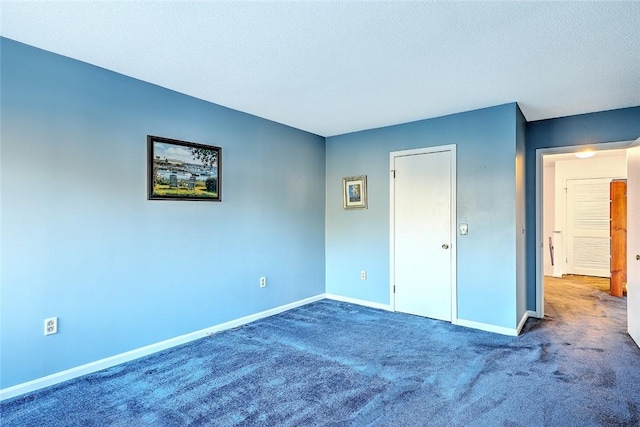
[566,178,611,277]
[391,147,455,321]
[627,142,640,347]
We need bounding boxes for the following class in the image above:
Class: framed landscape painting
[147,135,221,202]
[342,175,367,210]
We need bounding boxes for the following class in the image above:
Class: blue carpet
[2,276,639,426]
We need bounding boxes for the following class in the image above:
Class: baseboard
[326,295,521,336]
[516,310,536,335]
[0,294,325,402]
[324,294,392,311]
[456,310,537,337]
[455,318,519,336]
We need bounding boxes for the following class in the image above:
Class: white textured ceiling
[1,1,639,137]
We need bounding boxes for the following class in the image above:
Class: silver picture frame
[342,175,368,210]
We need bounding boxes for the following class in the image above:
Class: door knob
[637,254,640,261]
[442,244,449,249]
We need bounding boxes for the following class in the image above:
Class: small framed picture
[342,175,367,210]
[148,135,221,202]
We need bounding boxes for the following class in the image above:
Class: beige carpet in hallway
[544,274,626,327]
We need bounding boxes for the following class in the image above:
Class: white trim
[389,152,397,312]
[535,149,544,318]
[535,140,636,320]
[389,164,396,312]
[0,294,325,401]
[389,144,457,322]
[517,310,536,335]
[450,147,458,322]
[325,293,392,311]
[456,318,519,336]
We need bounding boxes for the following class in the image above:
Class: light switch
[459,224,468,235]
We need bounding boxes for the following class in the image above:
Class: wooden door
[610,180,627,297]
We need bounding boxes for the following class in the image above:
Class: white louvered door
[566,178,611,277]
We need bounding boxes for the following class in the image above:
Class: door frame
[389,144,458,323]
[535,139,636,318]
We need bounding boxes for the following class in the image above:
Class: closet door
[391,146,455,322]
[566,178,611,277]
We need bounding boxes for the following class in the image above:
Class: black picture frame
[147,135,221,202]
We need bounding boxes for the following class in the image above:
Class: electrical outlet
[44,317,58,336]
[260,277,267,288]
[361,270,367,280]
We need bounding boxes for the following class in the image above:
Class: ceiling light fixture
[575,151,595,159]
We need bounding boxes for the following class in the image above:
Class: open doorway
[535,142,634,321]
[542,149,626,280]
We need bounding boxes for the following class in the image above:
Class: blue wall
[0,38,326,388]
[325,103,521,329]
[525,106,640,311]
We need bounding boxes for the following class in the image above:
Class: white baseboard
[0,294,325,402]
[326,294,523,336]
[324,293,392,311]
[457,310,537,336]
[516,310,536,335]
[0,296,536,400]
[455,318,519,336]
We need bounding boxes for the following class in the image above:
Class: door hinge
[393,285,396,293]
[391,170,396,178]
